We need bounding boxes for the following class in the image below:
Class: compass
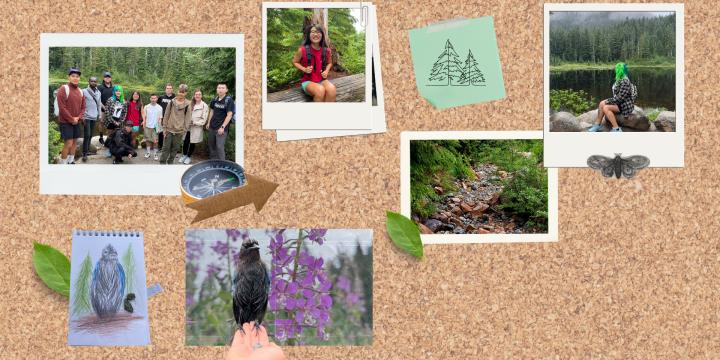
[180,160,246,204]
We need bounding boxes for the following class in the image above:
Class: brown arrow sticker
[181,160,278,223]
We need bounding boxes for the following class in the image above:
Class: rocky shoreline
[550,107,676,132]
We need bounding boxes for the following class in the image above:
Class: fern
[72,253,93,316]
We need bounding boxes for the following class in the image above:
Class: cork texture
[2,0,720,358]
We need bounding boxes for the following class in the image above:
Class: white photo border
[39,33,244,195]
[262,2,373,130]
[400,131,559,244]
[543,3,685,168]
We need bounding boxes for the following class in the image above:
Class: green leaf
[385,211,424,260]
[32,241,71,297]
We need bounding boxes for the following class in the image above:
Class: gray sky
[550,11,674,27]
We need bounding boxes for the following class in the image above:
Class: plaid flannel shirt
[611,78,636,116]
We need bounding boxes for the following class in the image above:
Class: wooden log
[267,73,366,103]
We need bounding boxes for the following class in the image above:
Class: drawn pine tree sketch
[72,254,93,316]
[459,49,486,86]
[428,39,465,86]
[428,40,486,87]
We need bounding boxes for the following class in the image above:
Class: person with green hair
[104,85,127,131]
[588,62,637,132]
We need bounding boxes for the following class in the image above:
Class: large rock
[577,110,600,131]
[417,223,434,234]
[549,112,583,132]
[654,111,676,132]
[74,140,98,157]
[608,106,650,131]
[423,219,443,232]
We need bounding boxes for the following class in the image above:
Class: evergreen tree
[72,253,93,316]
[458,50,485,86]
[122,244,136,295]
[428,39,465,85]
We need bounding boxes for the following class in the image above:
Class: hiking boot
[588,124,603,132]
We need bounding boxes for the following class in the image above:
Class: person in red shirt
[56,68,86,164]
[292,25,336,102]
[125,91,143,148]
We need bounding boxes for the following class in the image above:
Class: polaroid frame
[39,33,244,195]
[262,2,373,130]
[276,4,385,141]
[543,3,685,168]
[400,131,558,244]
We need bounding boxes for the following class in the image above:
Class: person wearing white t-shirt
[142,94,163,161]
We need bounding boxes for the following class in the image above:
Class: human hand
[321,70,329,79]
[304,65,313,74]
[218,127,225,136]
[227,323,285,360]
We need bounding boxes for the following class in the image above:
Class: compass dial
[181,160,246,202]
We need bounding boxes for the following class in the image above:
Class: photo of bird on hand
[186,229,374,349]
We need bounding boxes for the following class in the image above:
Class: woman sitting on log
[292,25,336,102]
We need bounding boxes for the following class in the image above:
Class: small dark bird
[233,239,270,332]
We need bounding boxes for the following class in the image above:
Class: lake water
[550,68,676,111]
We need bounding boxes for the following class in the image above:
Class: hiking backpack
[213,96,236,125]
[305,44,327,73]
[53,85,84,117]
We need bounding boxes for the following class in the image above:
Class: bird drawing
[90,244,126,318]
[233,238,270,332]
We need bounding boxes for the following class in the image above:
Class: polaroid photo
[262,2,374,130]
[401,131,558,244]
[544,3,684,167]
[185,228,373,346]
[276,4,385,141]
[40,33,244,195]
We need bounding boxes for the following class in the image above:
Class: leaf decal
[32,241,71,297]
[385,211,424,260]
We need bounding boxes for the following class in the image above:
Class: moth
[587,154,650,179]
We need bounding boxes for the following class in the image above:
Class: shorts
[143,127,158,142]
[301,80,323,93]
[132,126,140,132]
[59,122,81,140]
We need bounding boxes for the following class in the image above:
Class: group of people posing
[54,68,235,164]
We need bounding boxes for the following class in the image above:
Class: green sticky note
[409,17,506,109]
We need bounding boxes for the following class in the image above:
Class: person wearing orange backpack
[56,68,86,164]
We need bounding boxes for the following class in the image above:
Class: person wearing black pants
[157,84,175,151]
[81,76,102,162]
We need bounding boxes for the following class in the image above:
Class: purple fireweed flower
[206,263,222,278]
[210,240,229,259]
[186,240,204,261]
[267,229,333,343]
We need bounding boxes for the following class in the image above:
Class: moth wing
[620,155,650,179]
[587,155,616,178]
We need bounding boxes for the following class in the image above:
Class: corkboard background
[1,0,719,358]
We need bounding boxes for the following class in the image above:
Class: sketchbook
[67,230,150,346]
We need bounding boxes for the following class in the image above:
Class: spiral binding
[73,229,142,237]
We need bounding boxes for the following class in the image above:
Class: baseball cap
[103,71,112,78]
[68,68,81,76]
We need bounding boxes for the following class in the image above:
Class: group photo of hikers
[47,47,237,165]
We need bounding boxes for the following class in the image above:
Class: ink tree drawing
[71,244,141,334]
[428,39,486,86]
[458,49,486,86]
